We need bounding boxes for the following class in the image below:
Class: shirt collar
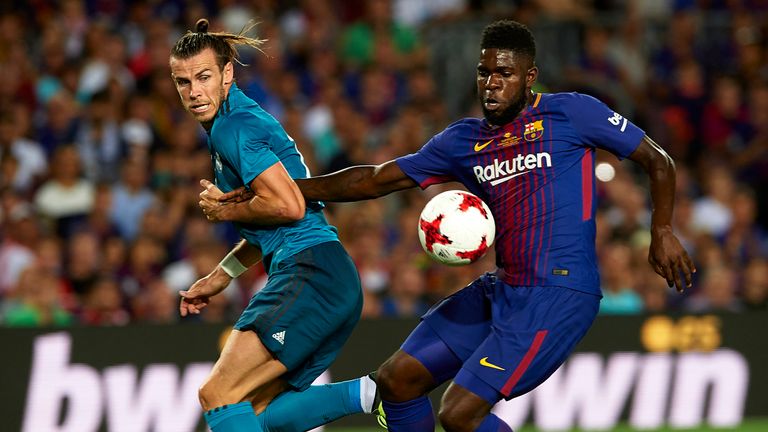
[219,82,246,116]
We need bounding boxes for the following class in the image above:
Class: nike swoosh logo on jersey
[479,357,505,371]
[474,139,494,152]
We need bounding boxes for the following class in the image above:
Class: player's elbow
[282,207,305,222]
[649,147,676,179]
[276,199,305,221]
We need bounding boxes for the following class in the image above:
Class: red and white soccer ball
[418,190,495,266]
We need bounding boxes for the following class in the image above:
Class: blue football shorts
[234,241,363,390]
[402,272,600,404]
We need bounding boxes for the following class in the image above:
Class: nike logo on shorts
[479,357,505,371]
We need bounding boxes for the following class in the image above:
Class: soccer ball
[418,190,495,266]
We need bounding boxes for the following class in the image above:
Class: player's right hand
[218,186,254,203]
[649,225,696,293]
[179,272,231,316]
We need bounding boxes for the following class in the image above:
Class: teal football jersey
[208,83,338,273]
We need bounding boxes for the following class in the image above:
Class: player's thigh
[201,329,288,410]
[235,241,363,391]
[454,286,600,405]
[375,273,495,399]
[417,272,495,362]
[388,320,462,391]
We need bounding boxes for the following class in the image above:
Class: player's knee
[438,405,481,432]
[377,353,433,401]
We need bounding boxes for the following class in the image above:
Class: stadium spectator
[2,266,73,327]
[78,276,130,326]
[109,158,156,241]
[0,109,48,194]
[33,145,94,237]
[0,199,39,298]
[685,266,743,312]
[380,259,430,317]
[742,258,768,310]
[339,0,422,70]
[131,277,178,323]
[599,241,644,314]
[75,90,125,183]
[65,230,102,296]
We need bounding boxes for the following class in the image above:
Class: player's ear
[223,61,234,85]
[526,65,538,89]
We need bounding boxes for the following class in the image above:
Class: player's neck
[525,89,535,106]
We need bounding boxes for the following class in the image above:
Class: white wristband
[220,251,248,278]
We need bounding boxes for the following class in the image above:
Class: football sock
[258,377,371,431]
[203,402,262,432]
[359,373,377,413]
[382,397,435,432]
[475,413,513,432]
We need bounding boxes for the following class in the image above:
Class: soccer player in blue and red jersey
[208,20,695,432]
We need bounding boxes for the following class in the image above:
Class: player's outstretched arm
[179,239,262,316]
[213,160,417,218]
[628,136,696,292]
[296,160,418,202]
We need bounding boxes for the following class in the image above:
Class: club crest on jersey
[524,120,544,141]
[214,153,223,173]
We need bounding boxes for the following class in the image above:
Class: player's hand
[179,271,232,317]
[218,186,254,203]
[199,179,226,221]
[649,225,696,293]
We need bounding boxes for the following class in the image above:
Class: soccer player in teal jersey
[169,19,377,432]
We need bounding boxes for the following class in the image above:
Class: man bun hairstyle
[480,20,536,62]
[196,18,209,33]
[170,18,266,69]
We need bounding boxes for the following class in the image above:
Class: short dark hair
[480,20,536,61]
[170,18,265,70]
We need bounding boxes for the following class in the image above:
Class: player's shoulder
[447,117,485,129]
[440,117,485,136]
[223,106,278,139]
[424,117,486,149]
[228,104,273,125]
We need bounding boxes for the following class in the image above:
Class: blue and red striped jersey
[396,92,645,295]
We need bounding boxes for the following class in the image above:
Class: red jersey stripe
[501,329,549,396]
[581,149,593,220]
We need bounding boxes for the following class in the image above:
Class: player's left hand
[649,225,696,293]
[199,179,226,221]
[179,270,232,316]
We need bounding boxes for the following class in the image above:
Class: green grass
[330,418,768,432]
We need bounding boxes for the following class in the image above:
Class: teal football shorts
[234,241,363,390]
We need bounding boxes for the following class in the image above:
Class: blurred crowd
[0,0,766,327]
